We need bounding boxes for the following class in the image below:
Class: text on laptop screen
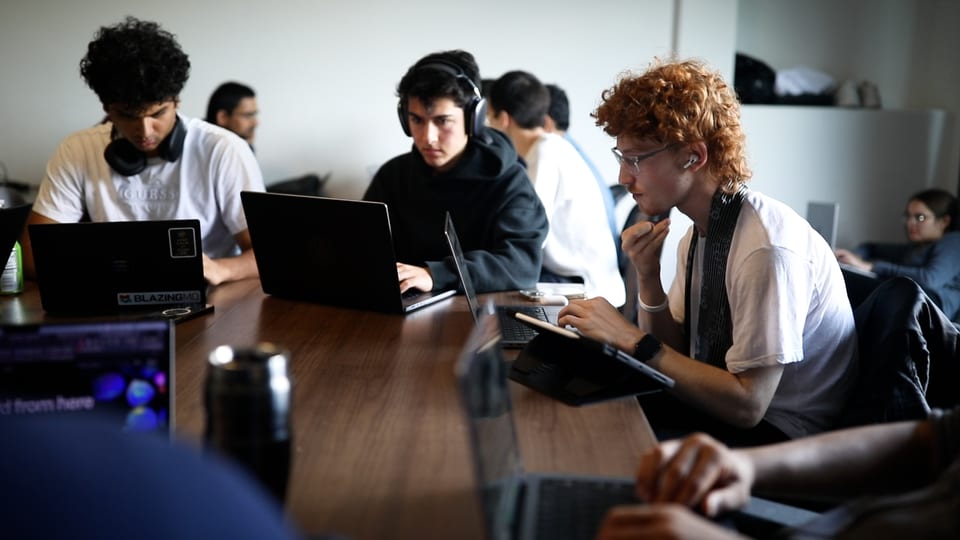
[0,320,174,434]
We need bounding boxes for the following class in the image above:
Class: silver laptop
[241,191,455,314]
[0,319,175,435]
[443,212,556,347]
[455,312,638,540]
[806,201,839,249]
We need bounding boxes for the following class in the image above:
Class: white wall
[736,0,960,246]
[743,106,957,248]
[0,0,676,199]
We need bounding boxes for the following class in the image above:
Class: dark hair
[205,82,256,123]
[910,188,959,230]
[488,71,550,130]
[397,50,481,110]
[480,78,496,99]
[545,84,570,131]
[80,17,190,111]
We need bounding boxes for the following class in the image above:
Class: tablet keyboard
[497,305,549,347]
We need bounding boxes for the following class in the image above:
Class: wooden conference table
[2,280,655,539]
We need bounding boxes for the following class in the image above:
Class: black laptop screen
[28,220,206,315]
[0,320,174,434]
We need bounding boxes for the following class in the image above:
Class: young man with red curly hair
[558,59,857,446]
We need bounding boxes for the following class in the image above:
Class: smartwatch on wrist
[632,334,662,363]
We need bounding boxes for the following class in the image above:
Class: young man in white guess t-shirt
[22,17,264,285]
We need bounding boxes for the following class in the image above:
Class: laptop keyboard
[535,477,637,540]
[498,305,549,344]
[401,288,424,300]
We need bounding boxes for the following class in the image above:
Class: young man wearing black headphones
[363,50,548,295]
[22,17,264,286]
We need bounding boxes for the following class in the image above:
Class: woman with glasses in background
[836,188,960,321]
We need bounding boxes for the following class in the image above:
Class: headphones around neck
[104,115,187,176]
[397,59,487,138]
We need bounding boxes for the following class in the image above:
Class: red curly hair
[593,59,751,190]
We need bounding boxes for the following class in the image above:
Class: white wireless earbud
[683,156,698,169]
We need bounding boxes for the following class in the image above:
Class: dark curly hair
[594,58,751,190]
[80,17,191,111]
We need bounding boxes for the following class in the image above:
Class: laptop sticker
[168,227,197,258]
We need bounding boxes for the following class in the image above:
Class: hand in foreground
[834,249,871,271]
[595,504,746,540]
[558,297,641,352]
[637,433,753,517]
[396,263,433,294]
[621,218,671,280]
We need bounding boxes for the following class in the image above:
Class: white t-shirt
[525,133,625,306]
[668,190,858,438]
[34,116,264,258]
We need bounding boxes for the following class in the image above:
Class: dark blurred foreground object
[0,415,304,540]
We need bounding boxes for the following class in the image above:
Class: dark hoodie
[364,127,547,293]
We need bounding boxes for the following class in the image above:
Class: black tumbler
[205,343,292,503]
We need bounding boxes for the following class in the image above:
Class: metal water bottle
[205,343,293,503]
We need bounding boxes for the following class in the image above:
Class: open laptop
[0,319,175,435]
[456,312,639,540]
[443,212,556,347]
[241,191,455,314]
[806,201,839,249]
[456,313,819,540]
[29,220,210,320]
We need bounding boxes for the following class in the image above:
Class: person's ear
[683,141,708,170]
[940,214,951,232]
[215,110,229,127]
[487,109,507,129]
[543,115,557,133]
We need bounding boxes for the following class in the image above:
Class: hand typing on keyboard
[396,262,433,294]
[558,297,645,353]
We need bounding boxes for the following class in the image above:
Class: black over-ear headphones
[397,59,487,138]
[104,115,187,176]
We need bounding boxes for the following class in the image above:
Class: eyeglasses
[611,144,674,174]
[903,212,935,224]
